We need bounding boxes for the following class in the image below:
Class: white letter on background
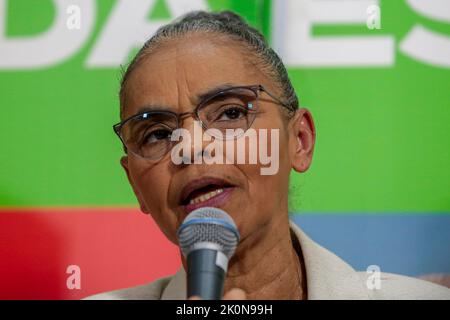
[0,0,95,69]
[87,0,208,67]
[272,0,394,67]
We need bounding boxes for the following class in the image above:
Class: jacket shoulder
[359,272,450,300]
[83,275,173,300]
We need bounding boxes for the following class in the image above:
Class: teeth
[189,188,224,205]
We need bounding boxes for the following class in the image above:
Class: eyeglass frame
[113,84,296,156]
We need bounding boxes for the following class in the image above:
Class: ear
[120,156,150,214]
[289,108,316,173]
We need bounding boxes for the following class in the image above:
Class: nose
[174,117,211,166]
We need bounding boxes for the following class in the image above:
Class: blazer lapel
[290,221,371,299]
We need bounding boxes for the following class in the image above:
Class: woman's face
[120,33,315,250]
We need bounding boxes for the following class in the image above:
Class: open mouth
[179,177,235,212]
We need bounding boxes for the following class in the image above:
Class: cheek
[231,122,291,237]
[130,161,179,243]
[131,164,168,207]
[234,163,287,241]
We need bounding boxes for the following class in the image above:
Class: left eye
[143,129,172,144]
[217,106,247,121]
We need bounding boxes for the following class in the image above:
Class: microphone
[177,207,240,300]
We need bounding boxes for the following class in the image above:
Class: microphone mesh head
[177,207,240,259]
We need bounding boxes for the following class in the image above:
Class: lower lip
[183,187,234,214]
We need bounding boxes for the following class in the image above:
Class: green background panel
[0,0,449,212]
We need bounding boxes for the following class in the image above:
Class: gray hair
[119,10,299,119]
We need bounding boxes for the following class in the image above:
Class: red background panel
[0,207,181,299]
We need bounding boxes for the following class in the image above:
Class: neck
[224,214,306,300]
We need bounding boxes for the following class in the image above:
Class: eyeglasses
[113,84,295,162]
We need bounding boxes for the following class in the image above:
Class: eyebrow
[135,104,174,115]
[196,83,239,102]
[133,83,241,115]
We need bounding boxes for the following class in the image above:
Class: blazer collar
[290,221,370,299]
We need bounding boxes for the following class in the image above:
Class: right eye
[142,128,172,145]
[216,105,248,121]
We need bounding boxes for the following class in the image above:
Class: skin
[120,32,316,300]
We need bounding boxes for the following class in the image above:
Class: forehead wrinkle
[174,42,195,114]
[170,38,223,113]
[126,35,272,118]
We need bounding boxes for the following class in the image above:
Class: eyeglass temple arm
[258,85,296,113]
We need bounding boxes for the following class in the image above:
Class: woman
[87,11,449,300]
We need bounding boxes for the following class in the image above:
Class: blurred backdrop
[0,0,449,299]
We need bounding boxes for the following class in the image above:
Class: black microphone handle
[186,248,227,300]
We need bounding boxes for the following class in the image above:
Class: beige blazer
[85,221,450,300]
